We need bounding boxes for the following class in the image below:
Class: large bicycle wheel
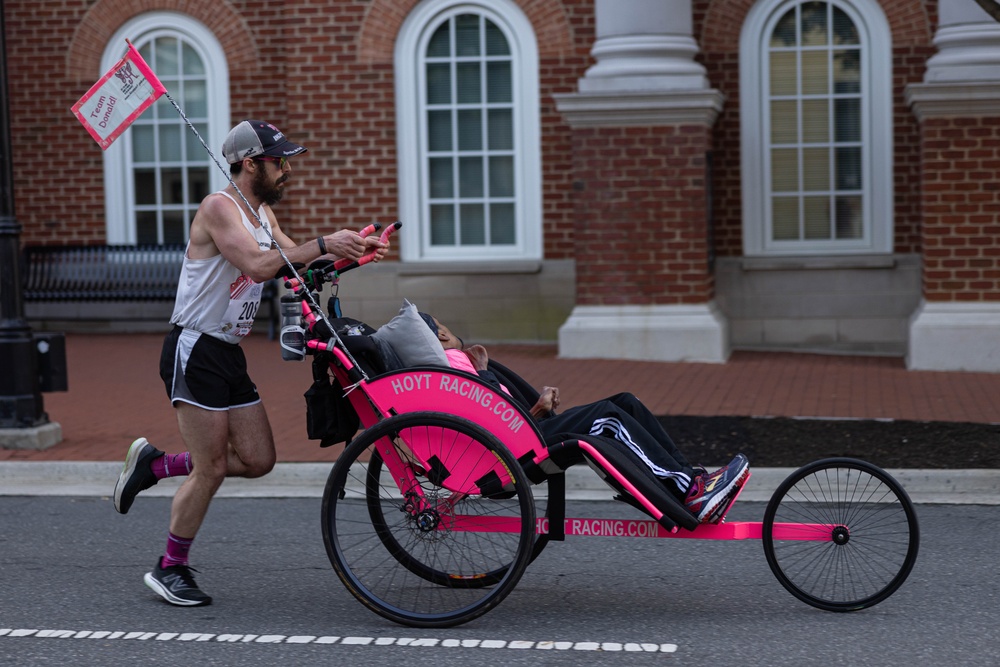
[762,458,919,612]
[322,411,536,628]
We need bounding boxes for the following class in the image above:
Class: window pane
[803,147,830,191]
[486,62,512,103]
[455,15,480,57]
[836,147,862,190]
[163,210,185,245]
[430,204,455,245]
[801,99,828,143]
[184,80,207,118]
[835,195,863,239]
[770,100,798,143]
[834,98,860,141]
[803,196,830,239]
[485,19,510,56]
[182,43,205,75]
[161,168,184,204]
[459,156,483,197]
[188,168,209,203]
[833,49,861,94]
[427,63,451,104]
[428,110,452,151]
[771,8,797,47]
[832,7,859,45]
[460,203,485,244]
[429,157,453,198]
[132,125,155,162]
[800,2,828,46]
[428,22,451,57]
[134,170,157,205]
[457,109,482,150]
[159,124,182,162]
[155,37,179,76]
[136,211,158,244]
[801,50,828,94]
[456,62,481,103]
[186,123,208,160]
[771,149,799,192]
[490,203,515,244]
[489,156,514,197]
[488,109,513,150]
[772,197,799,240]
[769,52,797,96]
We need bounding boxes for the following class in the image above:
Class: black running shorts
[160,326,261,410]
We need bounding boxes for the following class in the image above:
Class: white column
[924,0,1000,83]
[578,0,707,92]
[906,0,1000,372]
[555,0,728,363]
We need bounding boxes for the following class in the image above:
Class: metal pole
[0,0,46,429]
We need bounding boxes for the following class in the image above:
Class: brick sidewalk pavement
[3,332,999,463]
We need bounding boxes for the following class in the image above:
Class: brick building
[4,0,1000,371]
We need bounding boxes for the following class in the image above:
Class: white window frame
[395,0,542,262]
[740,0,893,256]
[102,13,230,244]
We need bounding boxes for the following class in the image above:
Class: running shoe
[144,561,212,607]
[684,454,750,522]
[113,437,162,514]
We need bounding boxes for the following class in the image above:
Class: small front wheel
[762,458,919,611]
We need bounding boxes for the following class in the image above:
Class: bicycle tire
[762,458,919,612]
[365,450,550,587]
[321,411,536,627]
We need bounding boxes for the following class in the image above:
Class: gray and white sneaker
[113,437,162,514]
[144,561,212,607]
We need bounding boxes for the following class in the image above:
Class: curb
[1,462,998,505]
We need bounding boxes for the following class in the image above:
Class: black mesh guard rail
[21,244,186,301]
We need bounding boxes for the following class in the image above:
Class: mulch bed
[658,416,1000,469]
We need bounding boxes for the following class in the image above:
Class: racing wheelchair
[278,224,919,628]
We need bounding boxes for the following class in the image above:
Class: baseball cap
[222,120,307,164]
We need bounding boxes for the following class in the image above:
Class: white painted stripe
[0,628,677,653]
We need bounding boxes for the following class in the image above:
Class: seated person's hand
[325,230,369,260]
[464,344,489,371]
[531,386,560,419]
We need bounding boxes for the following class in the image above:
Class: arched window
[102,13,230,244]
[395,0,541,262]
[740,0,892,256]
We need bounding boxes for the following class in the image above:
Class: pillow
[371,299,449,368]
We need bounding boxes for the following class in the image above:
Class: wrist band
[317,236,327,255]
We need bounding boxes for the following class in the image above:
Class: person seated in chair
[419,314,750,523]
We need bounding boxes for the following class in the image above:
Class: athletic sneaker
[685,454,750,522]
[113,437,162,514]
[144,561,212,607]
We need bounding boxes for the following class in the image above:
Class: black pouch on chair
[304,356,360,447]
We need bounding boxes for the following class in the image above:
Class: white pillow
[371,300,449,368]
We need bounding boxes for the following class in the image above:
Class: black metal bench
[22,244,186,301]
[21,244,279,336]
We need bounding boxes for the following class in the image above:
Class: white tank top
[170,191,274,344]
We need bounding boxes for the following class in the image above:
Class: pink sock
[161,532,194,569]
[151,452,192,480]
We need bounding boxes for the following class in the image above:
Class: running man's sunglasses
[256,156,288,169]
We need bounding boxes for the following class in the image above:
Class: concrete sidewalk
[2,332,999,503]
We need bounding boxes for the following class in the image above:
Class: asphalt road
[2,496,996,666]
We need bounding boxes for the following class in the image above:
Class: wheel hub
[831,525,850,545]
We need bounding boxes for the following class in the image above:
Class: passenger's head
[419,312,464,350]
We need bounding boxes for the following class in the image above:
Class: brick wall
[920,116,1000,301]
[570,124,714,306]
[6,0,594,264]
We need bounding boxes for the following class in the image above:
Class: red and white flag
[71,41,167,150]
